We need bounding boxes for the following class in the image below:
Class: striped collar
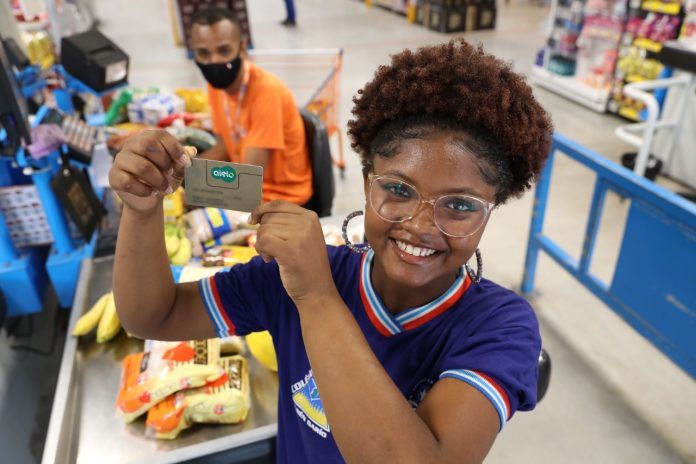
[359,249,471,337]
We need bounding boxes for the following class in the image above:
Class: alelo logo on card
[210,166,237,183]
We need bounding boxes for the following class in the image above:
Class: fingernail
[164,185,174,195]
[178,155,192,168]
[167,166,174,175]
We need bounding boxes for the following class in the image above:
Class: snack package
[117,340,224,422]
[220,336,245,355]
[184,208,256,256]
[202,245,258,267]
[145,356,250,439]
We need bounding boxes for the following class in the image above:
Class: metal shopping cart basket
[248,48,346,177]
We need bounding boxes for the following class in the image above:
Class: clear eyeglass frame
[367,173,496,238]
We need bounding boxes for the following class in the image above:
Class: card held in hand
[184,159,263,212]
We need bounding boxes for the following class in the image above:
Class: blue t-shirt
[199,246,541,463]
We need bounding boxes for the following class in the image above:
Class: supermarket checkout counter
[41,256,279,464]
[41,214,362,464]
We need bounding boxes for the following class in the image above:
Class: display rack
[532,0,628,112]
[357,0,497,33]
[606,0,686,120]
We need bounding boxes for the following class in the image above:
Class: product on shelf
[576,10,625,89]
[607,0,685,119]
[145,355,250,439]
[416,0,496,33]
[116,339,225,422]
[21,30,55,69]
[680,0,696,46]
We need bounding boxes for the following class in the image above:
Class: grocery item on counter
[117,340,225,422]
[97,293,120,343]
[71,292,121,343]
[145,355,250,439]
[220,336,245,355]
[184,208,255,256]
[163,187,185,220]
[202,245,258,267]
[165,221,193,266]
[175,88,210,113]
[246,331,277,372]
[127,93,185,126]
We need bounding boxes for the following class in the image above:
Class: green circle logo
[211,166,237,183]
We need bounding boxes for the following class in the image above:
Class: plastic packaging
[145,356,250,439]
[184,208,254,256]
[116,339,224,422]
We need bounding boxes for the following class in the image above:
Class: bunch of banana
[165,222,193,266]
[72,291,122,343]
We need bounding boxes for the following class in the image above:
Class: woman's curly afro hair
[347,39,553,205]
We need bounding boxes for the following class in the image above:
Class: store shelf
[42,258,279,464]
[641,0,682,15]
[531,66,611,112]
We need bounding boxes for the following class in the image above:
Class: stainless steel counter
[42,257,279,464]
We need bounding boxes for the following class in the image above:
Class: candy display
[607,0,686,119]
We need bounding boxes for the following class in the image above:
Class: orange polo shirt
[208,62,312,205]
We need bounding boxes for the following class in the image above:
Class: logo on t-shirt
[408,378,435,408]
[291,369,330,438]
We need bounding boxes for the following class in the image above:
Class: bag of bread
[116,339,224,422]
[145,355,250,439]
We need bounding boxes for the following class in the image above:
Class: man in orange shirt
[190,7,312,205]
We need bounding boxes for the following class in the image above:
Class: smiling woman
[111,38,553,464]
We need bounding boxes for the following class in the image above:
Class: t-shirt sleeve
[198,255,284,337]
[438,294,541,432]
[245,83,285,151]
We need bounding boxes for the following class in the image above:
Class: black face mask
[195,54,242,89]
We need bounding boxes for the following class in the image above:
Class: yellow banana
[96,293,121,343]
[165,234,181,258]
[170,237,192,265]
[72,292,110,336]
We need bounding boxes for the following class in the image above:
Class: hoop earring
[342,210,371,254]
[465,248,483,284]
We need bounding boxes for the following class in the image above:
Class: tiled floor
[2,0,695,463]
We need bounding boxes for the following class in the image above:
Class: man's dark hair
[191,6,241,29]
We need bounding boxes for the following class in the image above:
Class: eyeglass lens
[369,176,488,237]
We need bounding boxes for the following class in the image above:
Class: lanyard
[222,62,250,155]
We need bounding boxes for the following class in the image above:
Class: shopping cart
[248,48,346,177]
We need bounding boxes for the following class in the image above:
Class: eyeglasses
[367,174,495,238]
